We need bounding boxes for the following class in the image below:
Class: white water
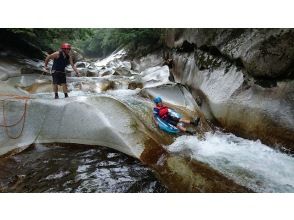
[167,131,294,192]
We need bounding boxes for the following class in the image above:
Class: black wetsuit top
[51,51,69,85]
[52,51,69,72]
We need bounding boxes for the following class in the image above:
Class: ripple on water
[0,144,167,193]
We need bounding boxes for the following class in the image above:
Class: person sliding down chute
[153,96,199,135]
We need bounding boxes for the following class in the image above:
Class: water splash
[166,131,294,192]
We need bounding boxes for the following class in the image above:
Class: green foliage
[77,28,164,58]
[4,28,164,58]
[6,28,93,51]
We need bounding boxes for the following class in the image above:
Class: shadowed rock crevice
[0,29,46,59]
[176,40,196,53]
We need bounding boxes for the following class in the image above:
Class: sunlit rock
[140,65,171,88]
[131,54,164,72]
[94,49,126,67]
[141,84,199,112]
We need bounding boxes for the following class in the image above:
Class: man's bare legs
[180,118,190,124]
[53,84,68,98]
[53,84,59,99]
[61,83,69,98]
[53,84,58,93]
[61,83,68,93]
[177,124,188,132]
[177,117,200,134]
[180,117,200,126]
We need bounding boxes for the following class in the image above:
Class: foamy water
[166,131,294,192]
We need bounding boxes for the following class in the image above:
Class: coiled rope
[0,94,31,139]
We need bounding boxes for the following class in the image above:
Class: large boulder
[0,58,23,81]
[166,29,294,79]
[0,92,166,157]
[131,53,164,72]
[140,65,171,88]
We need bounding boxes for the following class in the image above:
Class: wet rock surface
[166,28,294,79]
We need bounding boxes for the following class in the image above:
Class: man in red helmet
[44,43,80,99]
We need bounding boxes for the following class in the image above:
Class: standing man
[44,43,80,99]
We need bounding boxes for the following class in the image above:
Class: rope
[0,100,27,127]
[37,71,48,80]
[0,94,31,139]
[33,71,50,84]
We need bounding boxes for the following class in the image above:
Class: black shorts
[52,71,66,85]
[165,115,180,126]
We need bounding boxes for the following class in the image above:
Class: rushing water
[0,144,167,193]
[166,131,294,192]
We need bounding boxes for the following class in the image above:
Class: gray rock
[0,59,22,80]
[131,54,164,72]
[165,29,294,79]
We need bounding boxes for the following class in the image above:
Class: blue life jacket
[52,51,69,72]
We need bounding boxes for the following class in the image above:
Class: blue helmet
[153,96,162,104]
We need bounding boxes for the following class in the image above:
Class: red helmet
[61,43,71,49]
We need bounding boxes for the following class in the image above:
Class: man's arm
[69,56,80,76]
[44,52,59,70]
